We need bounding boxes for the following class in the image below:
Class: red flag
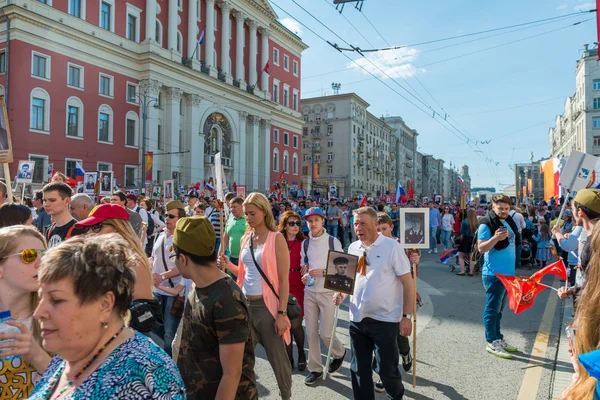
[194,182,201,190]
[494,273,547,314]
[263,62,270,74]
[278,171,284,183]
[407,182,415,201]
[530,259,567,282]
[65,176,77,188]
[232,181,237,192]
[359,194,367,208]
[277,189,282,202]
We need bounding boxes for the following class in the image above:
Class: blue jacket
[34,208,52,234]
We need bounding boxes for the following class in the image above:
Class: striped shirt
[208,209,221,239]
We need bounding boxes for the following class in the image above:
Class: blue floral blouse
[29,332,185,399]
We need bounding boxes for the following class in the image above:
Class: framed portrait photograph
[151,185,161,200]
[99,171,114,196]
[0,98,13,163]
[84,172,98,195]
[16,160,35,184]
[163,180,174,203]
[400,208,430,249]
[324,250,360,295]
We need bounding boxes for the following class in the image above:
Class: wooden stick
[3,163,13,204]
[412,259,418,388]
[323,304,340,381]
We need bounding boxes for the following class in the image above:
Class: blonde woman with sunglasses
[0,225,51,399]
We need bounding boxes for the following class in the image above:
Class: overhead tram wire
[271,0,492,165]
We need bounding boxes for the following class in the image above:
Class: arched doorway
[203,112,233,184]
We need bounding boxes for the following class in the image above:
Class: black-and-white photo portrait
[324,250,360,295]
[16,161,35,184]
[400,209,430,249]
[163,180,174,202]
[99,171,114,196]
[84,172,98,195]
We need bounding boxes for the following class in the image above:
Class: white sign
[559,151,599,192]
[215,152,224,201]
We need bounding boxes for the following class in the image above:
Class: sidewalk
[550,301,575,399]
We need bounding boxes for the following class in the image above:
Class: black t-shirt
[47,219,86,248]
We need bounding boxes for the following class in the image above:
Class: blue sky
[274,0,597,190]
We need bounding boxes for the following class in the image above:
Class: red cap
[126,193,137,202]
[74,204,130,228]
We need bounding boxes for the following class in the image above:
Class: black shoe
[304,371,323,385]
[401,352,412,372]
[374,380,385,393]
[298,360,307,371]
[328,349,346,373]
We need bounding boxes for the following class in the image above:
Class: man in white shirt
[334,206,415,400]
[509,206,526,268]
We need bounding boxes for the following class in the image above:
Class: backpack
[303,235,335,264]
[470,229,483,269]
[137,206,154,238]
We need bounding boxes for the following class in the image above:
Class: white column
[262,119,271,191]
[205,0,217,76]
[259,28,270,94]
[187,94,203,183]
[238,111,247,185]
[234,12,246,86]
[249,115,260,190]
[219,1,232,83]
[165,87,182,179]
[247,20,258,87]
[168,0,178,52]
[145,0,157,42]
[187,0,198,58]
[139,79,161,181]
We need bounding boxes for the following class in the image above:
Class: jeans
[429,227,438,251]
[327,225,339,238]
[515,244,522,267]
[392,224,399,239]
[441,229,452,250]
[152,293,182,356]
[482,275,508,343]
[350,318,404,400]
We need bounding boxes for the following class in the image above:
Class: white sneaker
[428,250,433,254]
[486,340,512,359]
[500,338,518,352]
[433,249,438,254]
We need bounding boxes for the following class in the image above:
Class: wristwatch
[278,310,288,316]
[402,314,412,319]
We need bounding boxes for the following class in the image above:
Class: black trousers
[350,319,404,400]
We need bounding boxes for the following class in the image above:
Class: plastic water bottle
[306,270,315,287]
[0,311,21,361]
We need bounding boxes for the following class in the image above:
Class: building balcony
[357,146,364,154]
[358,132,365,140]
[357,158,364,166]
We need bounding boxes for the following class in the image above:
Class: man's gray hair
[71,193,94,208]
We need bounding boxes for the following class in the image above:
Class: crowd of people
[0,171,599,399]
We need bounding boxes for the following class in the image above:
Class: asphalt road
[254,252,568,399]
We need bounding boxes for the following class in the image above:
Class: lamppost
[136,90,160,187]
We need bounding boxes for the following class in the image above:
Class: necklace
[46,325,125,399]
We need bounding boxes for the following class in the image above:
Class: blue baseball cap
[303,207,325,220]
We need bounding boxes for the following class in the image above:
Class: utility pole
[138,90,159,188]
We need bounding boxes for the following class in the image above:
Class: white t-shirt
[0,317,40,399]
[347,234,411,323]
[300,232,343,293]
[441,213,454,231]
[151,232,183,296]
[509,210,526,233]
[240,240,264,296]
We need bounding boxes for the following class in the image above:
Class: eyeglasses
[2,248,47,264]
[287,221,302,227]
[83,223,103,233]
[166,214,178,219]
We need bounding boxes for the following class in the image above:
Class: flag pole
[538,282,559,292]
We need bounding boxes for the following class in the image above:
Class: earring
[102,321,108,329]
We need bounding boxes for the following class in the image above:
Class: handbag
[249,234,302,321]
[160,235,185,318]
[129,299,163,333]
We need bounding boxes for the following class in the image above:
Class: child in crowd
[533,223,554,268]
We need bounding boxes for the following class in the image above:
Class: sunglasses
[83,223,104,233]
[2,248,47,264]
[166,214,178,219]
[287,221,302,227]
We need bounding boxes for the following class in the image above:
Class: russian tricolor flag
[205,182,214,192]
[198,29,205,45]
[440,248,459,264]
[75,162,85,183]
[395,181,407,204]
[458,175,464,185]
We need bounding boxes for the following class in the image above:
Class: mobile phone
[498,226,507,231]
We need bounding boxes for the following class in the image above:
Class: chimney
[584,44,589,52]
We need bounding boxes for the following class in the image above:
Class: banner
[558,151,599,192]
[145,152,153,181]
[540,158,562,202]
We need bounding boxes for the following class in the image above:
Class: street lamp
[136,90,160,187]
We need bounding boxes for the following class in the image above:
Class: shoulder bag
[160,234,185,317]
[249,233,301,321]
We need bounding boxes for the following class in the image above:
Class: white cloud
[574,2,594,11]
[556,3,567,10]
[279,17,302,36]
[347,48,423,79]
